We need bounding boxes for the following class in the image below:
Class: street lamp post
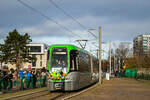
[88,27,102,84]
[99,27,102,84]
[109,42,111,75]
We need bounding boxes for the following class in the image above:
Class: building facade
[133,34,150,56]
[8,43,49,70]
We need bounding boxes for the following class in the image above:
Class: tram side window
[78,52,89,72]
[93,57,99,73]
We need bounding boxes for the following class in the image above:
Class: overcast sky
[0,0,150,56]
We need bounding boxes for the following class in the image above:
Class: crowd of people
[0,66,48,93]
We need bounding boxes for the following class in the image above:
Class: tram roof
[49,44,89,54]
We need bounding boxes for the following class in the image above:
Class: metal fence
[136,73,150,80]
[0,76,47,94]
[118,70,150,80]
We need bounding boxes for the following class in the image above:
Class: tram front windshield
[51,48,68,72]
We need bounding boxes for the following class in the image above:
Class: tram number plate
[55,83,62,89]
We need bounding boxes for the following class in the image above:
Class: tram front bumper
[48,80,64,91]
[48,80,78,91]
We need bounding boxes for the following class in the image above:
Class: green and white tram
[47,44,98,91]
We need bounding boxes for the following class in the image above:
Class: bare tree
[114,43,130,70]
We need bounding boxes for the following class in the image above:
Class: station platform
[69,78,150,100]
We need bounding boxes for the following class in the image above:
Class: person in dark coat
[115,70,119,77]
[8,71,13,89]
[3,70,9,90]
[32,71,37,88]
[0,70,3,92]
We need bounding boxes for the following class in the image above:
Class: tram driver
[55,59,61,67]
[61,60,66,68]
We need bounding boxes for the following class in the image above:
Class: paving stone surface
[70,78,150,100]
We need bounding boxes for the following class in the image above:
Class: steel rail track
[2,89,74,100]
[2,82,98,100]
[2,89,48,100]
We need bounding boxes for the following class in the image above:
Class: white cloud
[0,0,150,54]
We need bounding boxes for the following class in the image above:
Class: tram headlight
[65,77,70,80]
[65,76,72,80]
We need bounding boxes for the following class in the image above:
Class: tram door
[70,50,78,71]
[70,50,80,90]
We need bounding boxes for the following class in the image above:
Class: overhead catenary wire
[17,0,82,39]
[49,0,98,39]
